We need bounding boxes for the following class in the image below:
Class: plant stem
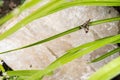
[0,16,120,54]
[89,56,120,80]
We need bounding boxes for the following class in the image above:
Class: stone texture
[0,0,119,80]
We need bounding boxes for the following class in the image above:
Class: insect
[80,19,91,33]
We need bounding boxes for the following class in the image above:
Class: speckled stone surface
[0,1,119,80]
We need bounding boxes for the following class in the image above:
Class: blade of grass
[88,56,120,80]
[49,1,120,14]
[0,0,119,79]
[0,0,64,41]
[16,42,96,80]
[0,16,120,54]
[61,36,116,60]
[7,70,53,77]
[0,0,120,43]
[7,70,42,76]
[26,34,120,80]
[90,47,120,63]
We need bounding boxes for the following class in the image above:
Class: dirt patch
[0,0,22,18]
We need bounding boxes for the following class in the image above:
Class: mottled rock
[0,1,119,80]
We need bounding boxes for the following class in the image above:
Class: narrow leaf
[7,70,42,76]
[91,47,120,63]
[0,0,120,42]
[26,34,120,80]
[0,0,64,41]
[88,56,120,80]
[7,70,53,77]
[1,17,120,54]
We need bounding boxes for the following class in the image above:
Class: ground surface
[0,0,21,17]
[0,1,120,80]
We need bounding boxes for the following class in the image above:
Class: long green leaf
[0,1,120,79]
[0,16,120,54]
[88,56,120,80]
[7,70,53,77]
[26,34,120,80]
[91,47,120,63]
[7,70,42,76]
[49,1,120,14]
[0,0,64,41]
[0,0,120,43]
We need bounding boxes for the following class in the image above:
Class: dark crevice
[112,74,120,80]
[112,7,120,80]
[0,0,24,18]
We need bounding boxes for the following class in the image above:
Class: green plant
[0,0,120,80]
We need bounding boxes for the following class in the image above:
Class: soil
[114,7,120,13]
[0,0,21,18]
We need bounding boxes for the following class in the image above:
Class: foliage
[0,0,120,80]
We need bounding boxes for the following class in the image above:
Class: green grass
[0,0,120,41]
[90,47,120,63]
[0,0,120,80]
[0,16,120,54]
[89,56,120,80]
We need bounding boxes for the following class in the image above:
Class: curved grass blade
[48,1,120,14]
[2,0,119,26]
[0,0,64,41]
[91,47,120,63]
[88,56,120,80]
[0,16,120,54]
[26,34,120,80]
[0,0,120,42]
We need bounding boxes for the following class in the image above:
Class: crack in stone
[46,47,58,59]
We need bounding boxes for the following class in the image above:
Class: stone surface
[0,0,119,80]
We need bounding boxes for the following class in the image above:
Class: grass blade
[26,34,120,80]
[7,70,53,77]
[7,70,42,76]
[0,16,120,54]
[90,47,120,63]
[48,1,120,14]
[0,0,120,42]
[0,0,64,41]
[88,56,120,80]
